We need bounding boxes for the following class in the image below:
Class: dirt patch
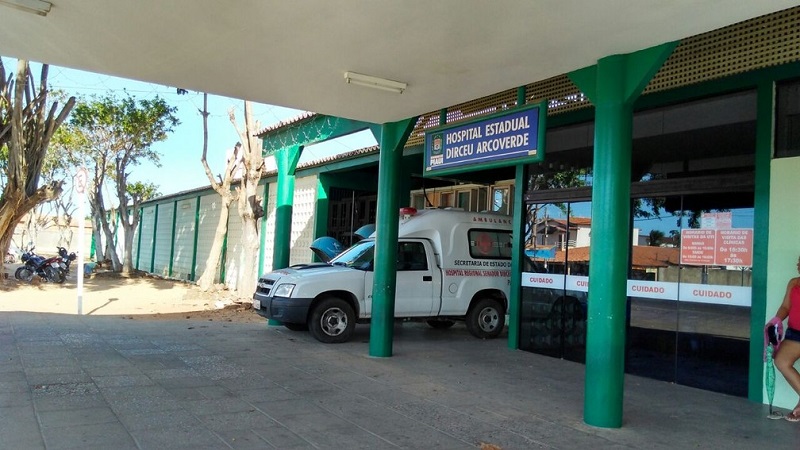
[119,302,263,323]
[0,266,264,323]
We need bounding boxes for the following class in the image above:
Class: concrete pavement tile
[71,355,130,368]
[180,397,255,415]
[197,409,272,432]
[162,386,211,401]
[25,371,92,386]
[116,408,203,431]
[33,393,108,412]
[128,426,227,449]
[288,421,401,450]
[214,429,275,449]
[37,406,118,429]
[126,355,189,370]
[0,435,46,450]
[180,355,245,380]
[251,398,321,419]
[215,373,270,391]
[59,332,103,346]
[31,382,99,397]
[82,363,139,376]
[0,405,42,444]
[156,375,218,389]
[41,421,136,450]
[251,422,320,449]
[21,358,81,371]
[102,385,182,415]
[0,370,27,383]
[118,348,169,356]
[0,390,32,407]
[229,385,301,403]
[91,374,155,388]
[144,367,200,380]
[152,343,204,352]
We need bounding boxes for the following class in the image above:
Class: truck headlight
[272,283,295,298]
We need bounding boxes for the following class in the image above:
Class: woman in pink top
[770,256,800,421]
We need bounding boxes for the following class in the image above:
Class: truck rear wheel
[309,297,355,343]
[466,298,505,339]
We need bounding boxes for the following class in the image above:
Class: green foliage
[648,229,665,246]
[126,181,159,203]
[70,92,180,167]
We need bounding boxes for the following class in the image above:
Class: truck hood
[264,263,356,281]
[260,264,367,300]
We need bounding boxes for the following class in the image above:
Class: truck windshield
[329,240,374,271]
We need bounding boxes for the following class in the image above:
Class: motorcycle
[14,246,67,284]
[57,246,77,274]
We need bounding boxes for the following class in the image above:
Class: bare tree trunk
[196,93,239,291]
[90,211,106,262]
[121,221,136,274]
[0,60,74,278]
[99,206,121,270]
[197,201,231,290]
[231,101,263,297]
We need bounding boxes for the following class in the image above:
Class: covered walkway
[1,312,796,449]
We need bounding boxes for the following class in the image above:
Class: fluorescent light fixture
[0,0,52,16]
[344,71,407,94]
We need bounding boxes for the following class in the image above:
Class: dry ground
[0,265,263,323]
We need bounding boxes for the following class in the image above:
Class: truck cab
[253,208,512,343]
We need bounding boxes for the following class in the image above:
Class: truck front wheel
[309,297,355,343]
[466,298,505,339]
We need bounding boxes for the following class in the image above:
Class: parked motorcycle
[14,246,67,284]
[57,246,77,274]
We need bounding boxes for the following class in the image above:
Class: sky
[6,58,377,200]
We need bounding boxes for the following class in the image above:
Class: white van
[253,208,513,343]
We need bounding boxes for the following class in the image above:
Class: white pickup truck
[253,208,513,343]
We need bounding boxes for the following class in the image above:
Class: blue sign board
[424,102,545,176]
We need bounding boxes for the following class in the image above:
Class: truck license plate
[253,298,261,310]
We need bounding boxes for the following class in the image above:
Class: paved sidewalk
[1,312,798,449]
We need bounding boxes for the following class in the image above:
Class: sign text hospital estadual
[424,102,546,176]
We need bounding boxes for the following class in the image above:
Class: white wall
[136,206,156,270]
[290,176,318,267]
[766,156,800,409]
[171,198,197,280]
[153,203,175,277]
[224,202,244,290]
[195,194,223,282]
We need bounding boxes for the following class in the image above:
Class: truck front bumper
[252,293,313,324]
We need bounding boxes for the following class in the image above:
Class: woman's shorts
[785,328,800,343]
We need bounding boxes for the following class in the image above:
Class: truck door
[393,241,436,316]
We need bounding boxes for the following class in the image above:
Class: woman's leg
[775,339,800,412]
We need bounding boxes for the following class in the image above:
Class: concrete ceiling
[0,1,796,124]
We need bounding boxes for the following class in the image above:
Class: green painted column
[257,182,270,275]
[314,175,331,260]
[150,204,159,273]
[569,42,675,428]
[190,196,201,281]
[508,86,528,350]
[135,207,143,270]
[508,163,526,350]
[269,146,302,326]
[749,81,775,401]
[219,215,230,283]
[168,200,178,277]
[272,145,302,270]
[369,117,417,358]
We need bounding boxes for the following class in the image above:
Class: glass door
[520,201,589,363]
